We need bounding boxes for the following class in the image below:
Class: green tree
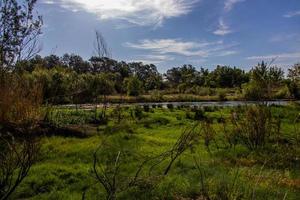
[287,63,300,99]
[126,76,142,96]
[0,0,42,70]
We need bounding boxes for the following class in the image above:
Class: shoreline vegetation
[69,94,297,104]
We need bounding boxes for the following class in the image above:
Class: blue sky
[38,0,300,72]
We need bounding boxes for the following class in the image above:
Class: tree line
[12,54,300,103]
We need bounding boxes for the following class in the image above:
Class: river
[59,100,299,110]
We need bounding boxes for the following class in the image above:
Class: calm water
[60,100,299,110]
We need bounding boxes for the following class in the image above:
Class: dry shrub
[0,71,43,126]
[0,71,42,200]
[0,135,40,200]
[230,105,281,150]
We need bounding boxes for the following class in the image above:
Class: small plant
[130,106,144,121]
[217,90,227,101]
[0,135,40,200]
[166,104,174,110]
[194,108,206,121]
[143,105,150,112]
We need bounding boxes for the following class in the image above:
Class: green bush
[274,86,290,99]
[166,104,174,110]
[143,105,150,112]
[230,105,281,150]
[242,82,264,100]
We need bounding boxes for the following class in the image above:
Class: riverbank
[56,100,300,110]
[66,94,296,104]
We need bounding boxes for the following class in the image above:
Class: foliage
[230,105,281,150]
[126,76,142,97]
[243,62,284,100]
[0,72,43,125]
[287,63,300,99]
[0,0,42,69]
[0,135,39,200]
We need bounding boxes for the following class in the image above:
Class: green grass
[12,105,300,200]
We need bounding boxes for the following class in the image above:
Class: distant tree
[126,76,143,96]
[243,61,284,100]
[130,62,162,91]
[165,65,198,90]
[89,57,118,73]
[0,0,43,70]
[210,65,249,88]
[61,53,90,73]
[90,73,115,121]
[287,63,300,99]
[288,63,300,82]
[44,54,61,69]
[15,55,45,72]
[94,30,111,58]
[88,30,112,73]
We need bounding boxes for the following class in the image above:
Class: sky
[37,0,300,72]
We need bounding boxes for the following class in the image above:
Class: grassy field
[12,104,300,200]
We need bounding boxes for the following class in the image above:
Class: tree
[243,61,284,100]
[126,76,142,96]
[44,54,61,69]
[210,65,249,88]
[94,30,111,59]
[165,65,199,90]
[0,0,43,70]
[130,62,162,91]
[287,63,300,99]
[90,73,115,122]
[61,53,91,73]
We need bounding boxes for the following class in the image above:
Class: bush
[274,86,290,99]
[217,89,227,101]
[186,111,193,120]
[126,76,143,96]
[143,105,150,112]
[194,109,206,120]
[130,106,144,120]
[230,105,281,150]
[242,82,264,100]
[103,123,134,135]
[150,90,164,102]
[203,106,217,112]
[166,104,174,110]
[142,117,170,128]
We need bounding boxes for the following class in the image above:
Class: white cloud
[43,0,55,4]
[45,0,199,27]
[283,10,300,18]
[224,0,245,12]
[246,52,300,60]
[213,18,232,36]
[133,54,175,64]
[125,38,238,58]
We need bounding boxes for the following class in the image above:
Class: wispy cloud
[246,52,300,60]
[125,38,238,58]
[224,0,245,12]
[269,33,300,43]
[213,0,246,36]
[283,10,300,18]
[129,54,174,64]
[213,18,233,36]
[44,0,199,27]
